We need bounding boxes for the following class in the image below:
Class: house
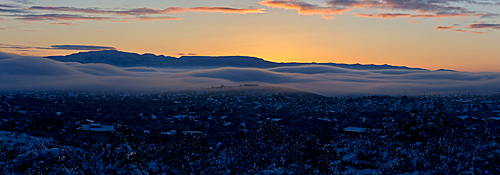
[182,131,203,135]
[77,120,115,132]
[343,127,381,133]
[161,130,177,136]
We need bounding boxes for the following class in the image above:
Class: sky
[0,0,499,72]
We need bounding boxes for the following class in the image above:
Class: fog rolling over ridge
[1,50,499,96]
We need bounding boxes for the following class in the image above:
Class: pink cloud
[376,13,411,19]
[259,0,348,19]
[355,13,374,18]
[435,26,454,30]
[452,29,485,34]
[124,16,181,21]
[16,14,109,21]
[29,6,265,15]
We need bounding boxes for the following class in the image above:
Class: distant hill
[46,50,427,70]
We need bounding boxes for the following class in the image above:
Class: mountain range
[45,50,432,71]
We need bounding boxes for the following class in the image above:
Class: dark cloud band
[50,45,117,51]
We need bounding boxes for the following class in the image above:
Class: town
[1,87,500,174]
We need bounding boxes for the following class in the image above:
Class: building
[343,127,381,134]
[161,130,177,136]
[182,131,203,135]
[77,120,115,132]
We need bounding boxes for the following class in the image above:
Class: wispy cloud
[327,0,469,14]
[49,45,116,51]
[436,26,454,30]
[0,43,34,50]
[0,7,26,13]
[7,5,264,23]
[178,7,265,14]
[354,13,374,18]
[375,13,411,19]
[124,16,181,21]
[0,43,117,51]
[15,14,109,21]
[0,4,18,8]
[258,0,499,34]
[28,6,265,15]
[173,53,198,56]
[50,22,76,26]
[467,23,500,30]
[12,0,33,5]
[259,0,348,19]
[452,29,485,34]
[435,26,485,34]
[22,29,42,32]
[356,12,474,19]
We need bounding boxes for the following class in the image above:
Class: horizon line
[39,49,463,72]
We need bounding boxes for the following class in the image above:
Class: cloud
[50,22,76,26]
[0,53,232,92]
[178,7,265,14]
[0,43,117,51]
[356,12,473,19]
[435,25,485,34]
[173,53,198,56]
[0,4,18,8]
[28,6,265,15]
[123,67,159,73]
[268,65,360,74]
[476,13,499,18]
[14,5,263,23]
[327,0,469,14]
[355,13,374,18]
[259,0,348,19]
[12,0,33,5]
[376,13,412,19]
[22,29,42,32]
[124,16,180,21]
[451,29,485,34]
[27,6,119,15]
[0,51,16,60]
[15,14,109,21]
[49,45,117,51]
[467,23,500,30]
[436,26,454,30]
[0,43,34,50]
[256,0,500,35]
[189,67,314,84]
[2,51,500,96]
[0,56,82,76]
[0,7,25,13]
[411,13,472,19]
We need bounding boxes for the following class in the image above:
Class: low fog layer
[1,52,499,96]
